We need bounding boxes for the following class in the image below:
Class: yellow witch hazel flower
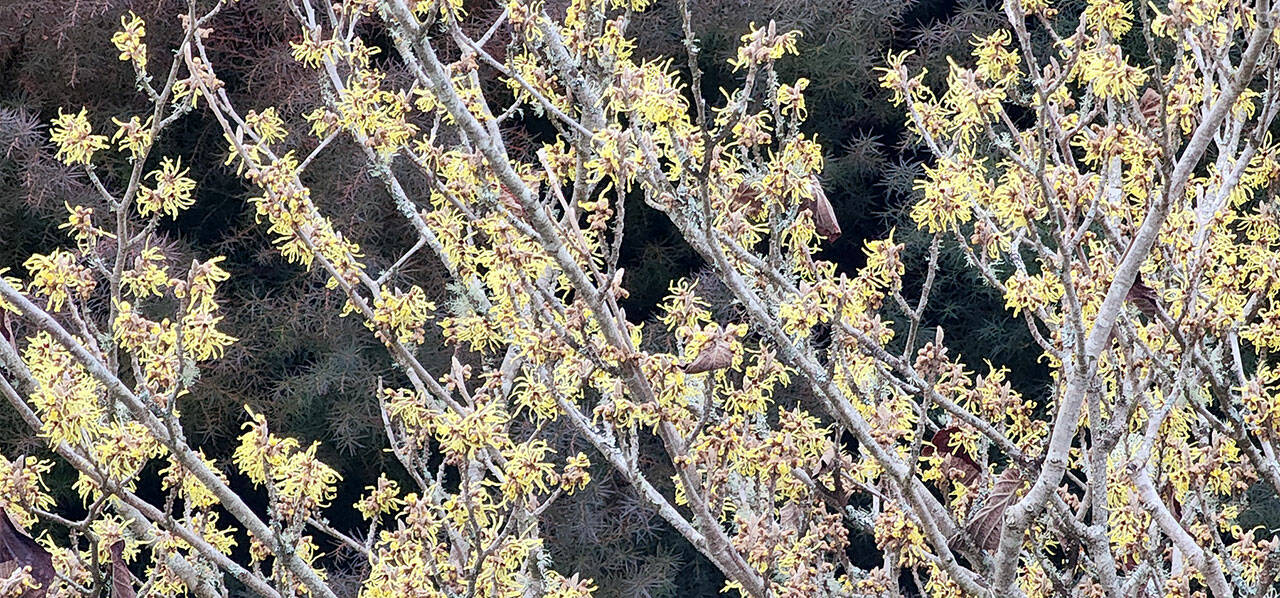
[413,0,465,21]
[971,30,1020,84]
[370,285,436,345]
[181,310,237,360]
[354,474,403,520]
[23,250,96,313]
[609,0,654,9]
[110,11,147,70]
[777,78,810,119]
[561,452,592,494]
[137,157,197,219]
[160,450,226,509]
[911,154,986,233]
[23,331,107,448]
[0,268,22,314]
[58,202,114,251]
[0,456,55,528]
[729,21,801,71]
[111,115,153,159]
[181,256,231,313]
[121,247,172,299]
[498,439,556,502]
[234,406,340,518]
[1083,0,1133,36]
[544,571,598,598]
[1003,271,1064,317]
[49,108,109,166]
[1072,42,1147,100]
[245,108,288,145]
[289,27,344,69]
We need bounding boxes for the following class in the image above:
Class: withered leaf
[0,508,54,597]
[921,427,981,487]
[109,542,136,598]
[730,181,764,216]
[966,466,1025,552]
[778,502,803,531]
[682,335,734,375]
[804,178,841,240]
[1126,275,1159,318]
[1138,87,1162,127]
[814,443,840,477]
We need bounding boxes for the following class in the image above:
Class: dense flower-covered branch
[4,0,1280,596]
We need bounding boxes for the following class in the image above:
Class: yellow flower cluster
[873,503,932,567]
[23,331,107,451]
[910,154,985,234]
[498,440,556,502]
[1002,271,1064,317]
[1071,43,1148,100]
[110,11,147,70]
[370,285,436,345]
[58,202,113,250]
[729,21,801,71]
[333,69,418,155]
[289,26,346,68]
[113,255,236,394]
[244,152,368,288]
[432,402,511,461]
[0,456,54,528]
[137,157,197,219]
[120,247,171,299]
[111,115,153,158]
[160,450,226,509]
[234,407,341,519]
[245,107,288,144]
[24,250,96,313]
[49,108,109,166]
[112,301,182,395]
[1083,0,1133,36]
[355,474,404,520]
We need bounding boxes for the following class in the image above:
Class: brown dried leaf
[730,181,764,216]
[1126,275,1159,317]
[779,502,803,531]
[1138,87,1162,127]
[682,335,734,375]
[0,508,54,597]
[922,427,981,487]
[804,178,841,240]
[966,467,1025,552]
[941,454,982,488]
[109,542,136,598]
